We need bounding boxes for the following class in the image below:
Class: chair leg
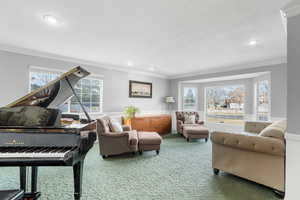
[139,151,143,155]
[205,138,208,142]
[156,150,160,155]
[213,168,220,175]
[273,190,285,199]
[187,138,190,142]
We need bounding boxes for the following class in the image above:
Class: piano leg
[31,167,38,193]
[73,161,84,200]
[20,167,27,191]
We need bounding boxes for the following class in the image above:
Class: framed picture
[129,80,152,98]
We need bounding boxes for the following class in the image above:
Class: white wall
[0,50,171,116]
[285,13,300,200]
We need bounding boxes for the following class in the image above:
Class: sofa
[176,111,209,142]
[96,116,138,158]
[210,120,286,196]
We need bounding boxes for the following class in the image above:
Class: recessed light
[43,15,60,26]
[248,40,258,46]
[127,61,133,67]
[148,66,155,71]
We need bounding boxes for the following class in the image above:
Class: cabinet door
[131,117,149,131]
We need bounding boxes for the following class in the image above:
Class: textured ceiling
[0,0,289,78]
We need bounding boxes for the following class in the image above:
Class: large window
[256,80,270,121]
[205,85,245,125]
[183,87,197,110]
[30,67,103,113]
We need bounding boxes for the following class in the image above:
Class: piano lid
[6,66,90,109]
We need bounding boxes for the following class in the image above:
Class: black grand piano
[0,66,97,200]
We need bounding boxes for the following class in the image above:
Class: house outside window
[182,87,197,110]
[29,67,103,113]
[256,80,270,121]
[205,85,245,125]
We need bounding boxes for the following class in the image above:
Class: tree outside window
[205,85,245,125]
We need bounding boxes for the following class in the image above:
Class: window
[205,85,245,125]
[256,80,270,121]
[30,67,103,113]
[183,87,197,110]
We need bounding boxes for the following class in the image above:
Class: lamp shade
[165,96,175,103]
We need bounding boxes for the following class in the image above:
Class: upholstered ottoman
[138,132,162,155]
[183,126,209,142]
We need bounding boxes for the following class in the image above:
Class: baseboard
[285,132,300,200]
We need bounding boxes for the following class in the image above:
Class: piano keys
[0,66,97,200]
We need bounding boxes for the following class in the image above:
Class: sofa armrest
[122,125,132,131]
[196,120,204,125]
[244,121,272,134]
[211,131,285,156]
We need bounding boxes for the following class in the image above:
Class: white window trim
[28,65,104,114]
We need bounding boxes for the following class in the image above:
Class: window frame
[28,66,104,114]
[182,87,198,111]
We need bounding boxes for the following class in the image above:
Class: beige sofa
[97,116,138,158]
[210,120,286,196]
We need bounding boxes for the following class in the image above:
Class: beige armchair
[210,121,286,197]
[96,116,138,158]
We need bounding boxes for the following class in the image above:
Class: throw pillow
[259,120,286,140]
[184,114,196,124]
[111,121,123,132]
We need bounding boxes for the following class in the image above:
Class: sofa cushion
[259,120,286,140]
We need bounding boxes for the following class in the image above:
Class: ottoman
[183,126,209,142]
[138,132,162,155]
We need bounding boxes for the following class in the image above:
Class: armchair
[175,111,208,142]
[175,111,204,134]
[96,116,138,158]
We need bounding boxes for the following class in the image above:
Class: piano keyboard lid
[5,66,90,109]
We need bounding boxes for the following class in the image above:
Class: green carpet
[0,134,279,200]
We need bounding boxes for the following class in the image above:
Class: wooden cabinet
[128,115,171,134]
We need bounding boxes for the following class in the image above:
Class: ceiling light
[127,61,133,67]
[248,40,258,46]
[148,66,155,71]
[43,15,59,26]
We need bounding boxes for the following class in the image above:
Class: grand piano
[0,66,97,200]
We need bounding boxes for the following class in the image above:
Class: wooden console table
[124,115,172,134]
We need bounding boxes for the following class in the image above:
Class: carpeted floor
[0,134,279,200]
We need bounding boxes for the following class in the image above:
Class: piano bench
[0,190,24,200]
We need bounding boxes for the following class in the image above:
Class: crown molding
[0,43,168,79]
[168,57,287,80]
[282,1,300,18]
